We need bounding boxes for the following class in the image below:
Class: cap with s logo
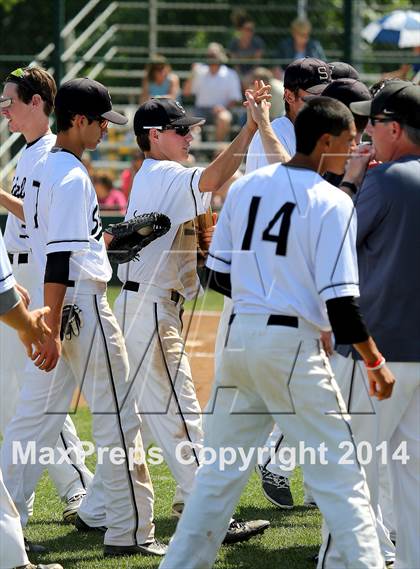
[284,57,332,94]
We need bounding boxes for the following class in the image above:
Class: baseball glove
[106,212,171,264]
[60,304,83,341]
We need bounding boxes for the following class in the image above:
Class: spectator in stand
[183,43,242,142]
[140,55,180,104]
[276,18,326,70]
[228,11,265,84]
[250,67,285,119]
[120,150,145,199]
[93,174,127,214]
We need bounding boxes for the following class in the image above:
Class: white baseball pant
[160,315,384,569]
[0,254,93,502]
[324,354,419,569]
[113,285,203,507]
[0,467,29,569]
[1,282,155,546]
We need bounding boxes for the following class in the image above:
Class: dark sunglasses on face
[163,125,191,136]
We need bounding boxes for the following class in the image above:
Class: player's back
[213,162,358,330]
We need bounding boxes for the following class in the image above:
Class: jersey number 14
[241,196,296,256]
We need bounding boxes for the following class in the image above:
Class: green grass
[108,285,224,312]
[24,407,322,569]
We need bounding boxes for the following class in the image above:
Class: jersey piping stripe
[0,272,13,284]
[208,251,231,265]
[47,239,89,245]
[189,169,199,218]
[59,431,87,491]
[347,359,356,413]
[318,281,359,295]
[153,302,200,467]
[93,295,139,546]
[320,532,332,569]
[262,432,284,470]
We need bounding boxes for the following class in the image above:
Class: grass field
[22,286,322,568]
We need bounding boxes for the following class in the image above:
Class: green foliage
[0,0,23,11]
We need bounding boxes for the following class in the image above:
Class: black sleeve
[205,268,232,298]
[44,251,71,285]
[326,296,369,345]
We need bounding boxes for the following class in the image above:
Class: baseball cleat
[256,465,294,509]
[222,519,270,545]
[62,492,85,523]
[16,563,63,569]
[74,513,107,533]
[24,538,47,554]
[104,539,168,557]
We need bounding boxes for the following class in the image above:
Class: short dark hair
[295,97,354,155]
[55,109,97,133]
[354,114,368,134]
[5,66,56,116]
[136,132,151,152]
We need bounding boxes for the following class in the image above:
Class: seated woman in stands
[140,55,180,103]
[93,174,127,215]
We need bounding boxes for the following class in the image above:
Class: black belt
[123,281,183,303]
[267,314,298,328]
[229,313,298,328]
[8,253,29,265]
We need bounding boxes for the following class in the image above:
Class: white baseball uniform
[1,148,155,546]
[0,232,30,569]
[113,158,210,507]
[215,116,297,482]
[160,163,384,569]
[0,134,93,506]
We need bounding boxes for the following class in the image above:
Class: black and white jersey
[4,134,56,254]
[207,163,359,330]
[23,148,112,283]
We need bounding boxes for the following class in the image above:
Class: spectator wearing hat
[140,55,180,104]
[183,43,242,142]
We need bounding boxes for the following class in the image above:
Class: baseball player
[112,96,270,543]
[0,229,61,569]
[245,82,397,567]
[216,58,333,509]
[160,97,395,569]
[0,66,94,525]
[0,78,166,558]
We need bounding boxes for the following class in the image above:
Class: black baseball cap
[134,98,205,135]
[329,61,360,80]
[350,80,420,128]
[318,79,371,108]
[284,57,331,94]
[54,77,127,125]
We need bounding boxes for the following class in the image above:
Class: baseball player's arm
[244,89,291,165]
[0,292,51,357]
[0,188,25,222]
[199,84,271,193]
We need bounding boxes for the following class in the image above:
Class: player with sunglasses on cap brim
[111,94,272,545]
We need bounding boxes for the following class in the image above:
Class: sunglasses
[369,116,398,126]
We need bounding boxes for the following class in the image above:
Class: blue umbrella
[362,10,420,48]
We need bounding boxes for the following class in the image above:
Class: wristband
[340,181,358,195]
[365,356,386,371]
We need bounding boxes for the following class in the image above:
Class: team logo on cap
[317,66,329,81]
[175,100,186,114]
